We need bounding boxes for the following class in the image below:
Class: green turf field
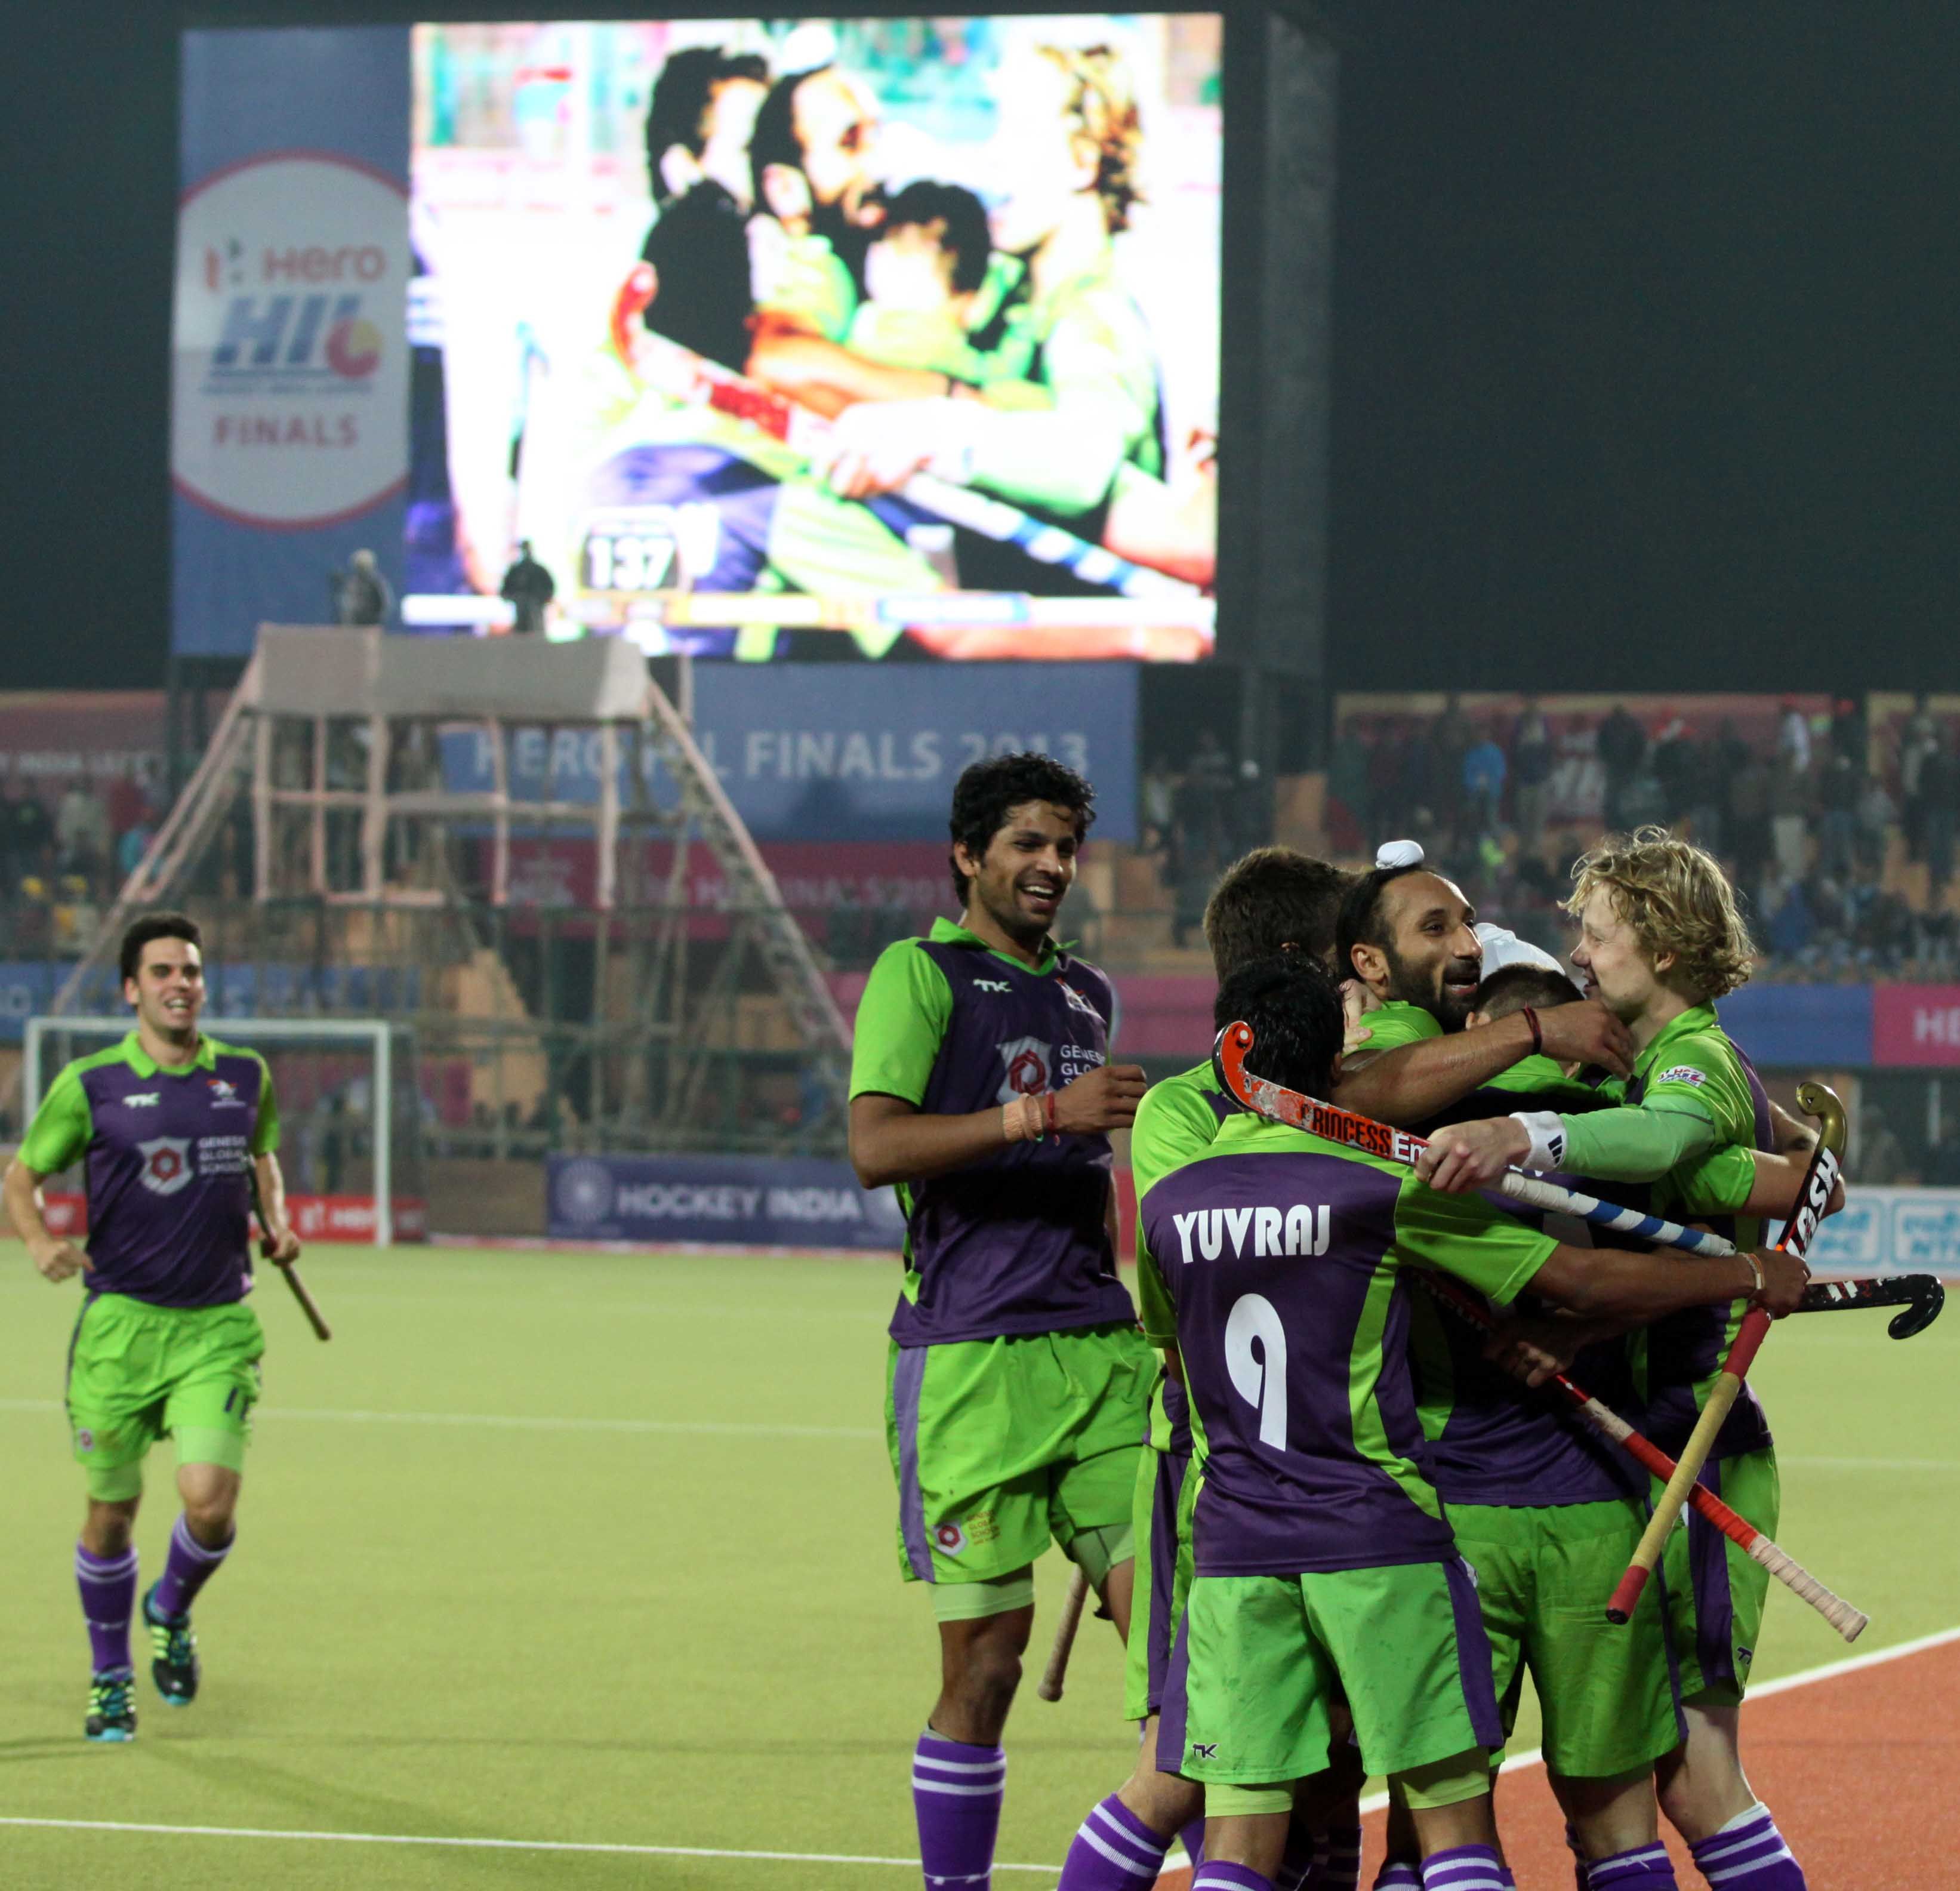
[0,1242,1953,1890]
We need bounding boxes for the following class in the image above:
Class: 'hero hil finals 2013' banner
[172,30,412,658]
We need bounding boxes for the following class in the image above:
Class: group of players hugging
[851,751,1829,1891]
[542,31,1213,659]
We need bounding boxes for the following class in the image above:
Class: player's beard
[1382,941,1477,1034]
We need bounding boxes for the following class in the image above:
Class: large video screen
[406,16,1220,661]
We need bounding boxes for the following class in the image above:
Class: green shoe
[142,1584,199,1706]
[85,1669,137,1742]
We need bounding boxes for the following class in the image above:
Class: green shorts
[1450,1496,1682,1778]
[67,1292,264,1501]
[1158,1554,1501,1787]
[1663,1446,1779,1705]
[1122,1436,1195,1721]
[887,1323,1152,1586]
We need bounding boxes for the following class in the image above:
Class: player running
[1419,831,1819,1891]
[849,753,1152,1891]
[1144,953,1806,1891]
[2,913,299,1742]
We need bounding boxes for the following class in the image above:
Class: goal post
[21,1015,426,1246]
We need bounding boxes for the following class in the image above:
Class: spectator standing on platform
[1831,697,1866,772]
[1768,752,1811,882]
[1777,697,1812,772]
[56,780,111,889]
[1596,703,1646,828]
[334,550,392,627]
[1900,694,1941,861]
[498,541,556,636]
[1816,746,1861,879]
[1140,756,1176,857]
[1430,695,1472,840]
[1510,698,1554,852]
[1461,724,1506,835]
[1857,772,1896,876]
[1728,747,1773,899]
[1921,730,1959,900]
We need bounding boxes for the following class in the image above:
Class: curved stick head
[1795,1080,1850,1157]
[1213,1021,1257,1110]
[1890,1277,1945,1341]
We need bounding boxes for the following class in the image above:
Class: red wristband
[1521,1006,1543,1057]
[1044,1091,1059,1138]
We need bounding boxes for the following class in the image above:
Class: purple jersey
[850,919,1135,1345]
[20,1032,279,1309]
[1141,1112,1553,1577]
[1409,1057,1643,1506]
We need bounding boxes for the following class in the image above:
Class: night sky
[7,1,1956,692]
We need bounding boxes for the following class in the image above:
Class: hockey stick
[1420,1275,1867,1641]
[245,1162,331,1343]
[1037,1566,1092,1703]
[611,266,1199,605]
[1213,1024,1737,1258]
[1798,1273,1944,1339]
[1605,1083,1846,1627]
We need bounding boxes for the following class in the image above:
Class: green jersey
[21,1032,278,1308]
[1349,999,1444,1059]
[849,919,1132,1346]
[1605,1005,1773,1458]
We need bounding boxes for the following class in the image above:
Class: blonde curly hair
[1564,826,1756,1001]
[1037,44,1145,235]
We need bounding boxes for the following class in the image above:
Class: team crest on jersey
[207,1077,247,1109]
[932,1521,969,1556]
[1058,980,1102,1023]
[135,1136,195,1196]
[1657,1064,1708,1088]
[997,1036,1051,1100]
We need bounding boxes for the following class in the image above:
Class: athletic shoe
[85,1668,137,1742]
[142,1584,199,1705]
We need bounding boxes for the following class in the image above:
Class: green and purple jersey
[1607,1005,1773,1459]
[1141,1111,1554,1578]
[21,1033,279,1310]
[1129,1058,1233,1455]
[850,917,1133,1347]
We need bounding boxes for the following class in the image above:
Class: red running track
[1150,1634,1960,1890]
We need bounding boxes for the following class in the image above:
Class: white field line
[0,1397,878,1441]
[5,1628,1959,1870]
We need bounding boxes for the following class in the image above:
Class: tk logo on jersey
[972,979,1012,994]
[996,1036,1051,1101]
[121,1092,160,1108]
[136,1137,195,1197]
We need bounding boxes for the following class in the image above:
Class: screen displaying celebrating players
[408,16,1224,660]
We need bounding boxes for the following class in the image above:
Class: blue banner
[547,1153,908,1251]
[438,660,1138,843]
[173,28,412,657]
[1716,983,1875,1070]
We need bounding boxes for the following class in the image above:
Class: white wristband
[1509,1110,1568,1174]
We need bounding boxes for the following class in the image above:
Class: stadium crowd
[1324,695,1960,978]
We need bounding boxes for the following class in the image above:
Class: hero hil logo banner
[172,152,409,529]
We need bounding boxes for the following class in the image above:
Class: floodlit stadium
[5,7,1956,1889]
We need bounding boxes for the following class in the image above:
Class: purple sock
[1688,1806,1805,1889]
[1057,1794,1170,1889]
[912,1732,1004,1890]
[151,1515,231,1619]
[1421,1847,1507,1891]
[1307,1825,1364,1890]
[1565,1822,1592,1891]
[75,1544,137,1676]
[1373,1867,1422,1890]
[1589,1843,1678,1888]
[1194,1868,1275,1891]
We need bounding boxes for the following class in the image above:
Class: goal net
[21,1016,427,1245]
